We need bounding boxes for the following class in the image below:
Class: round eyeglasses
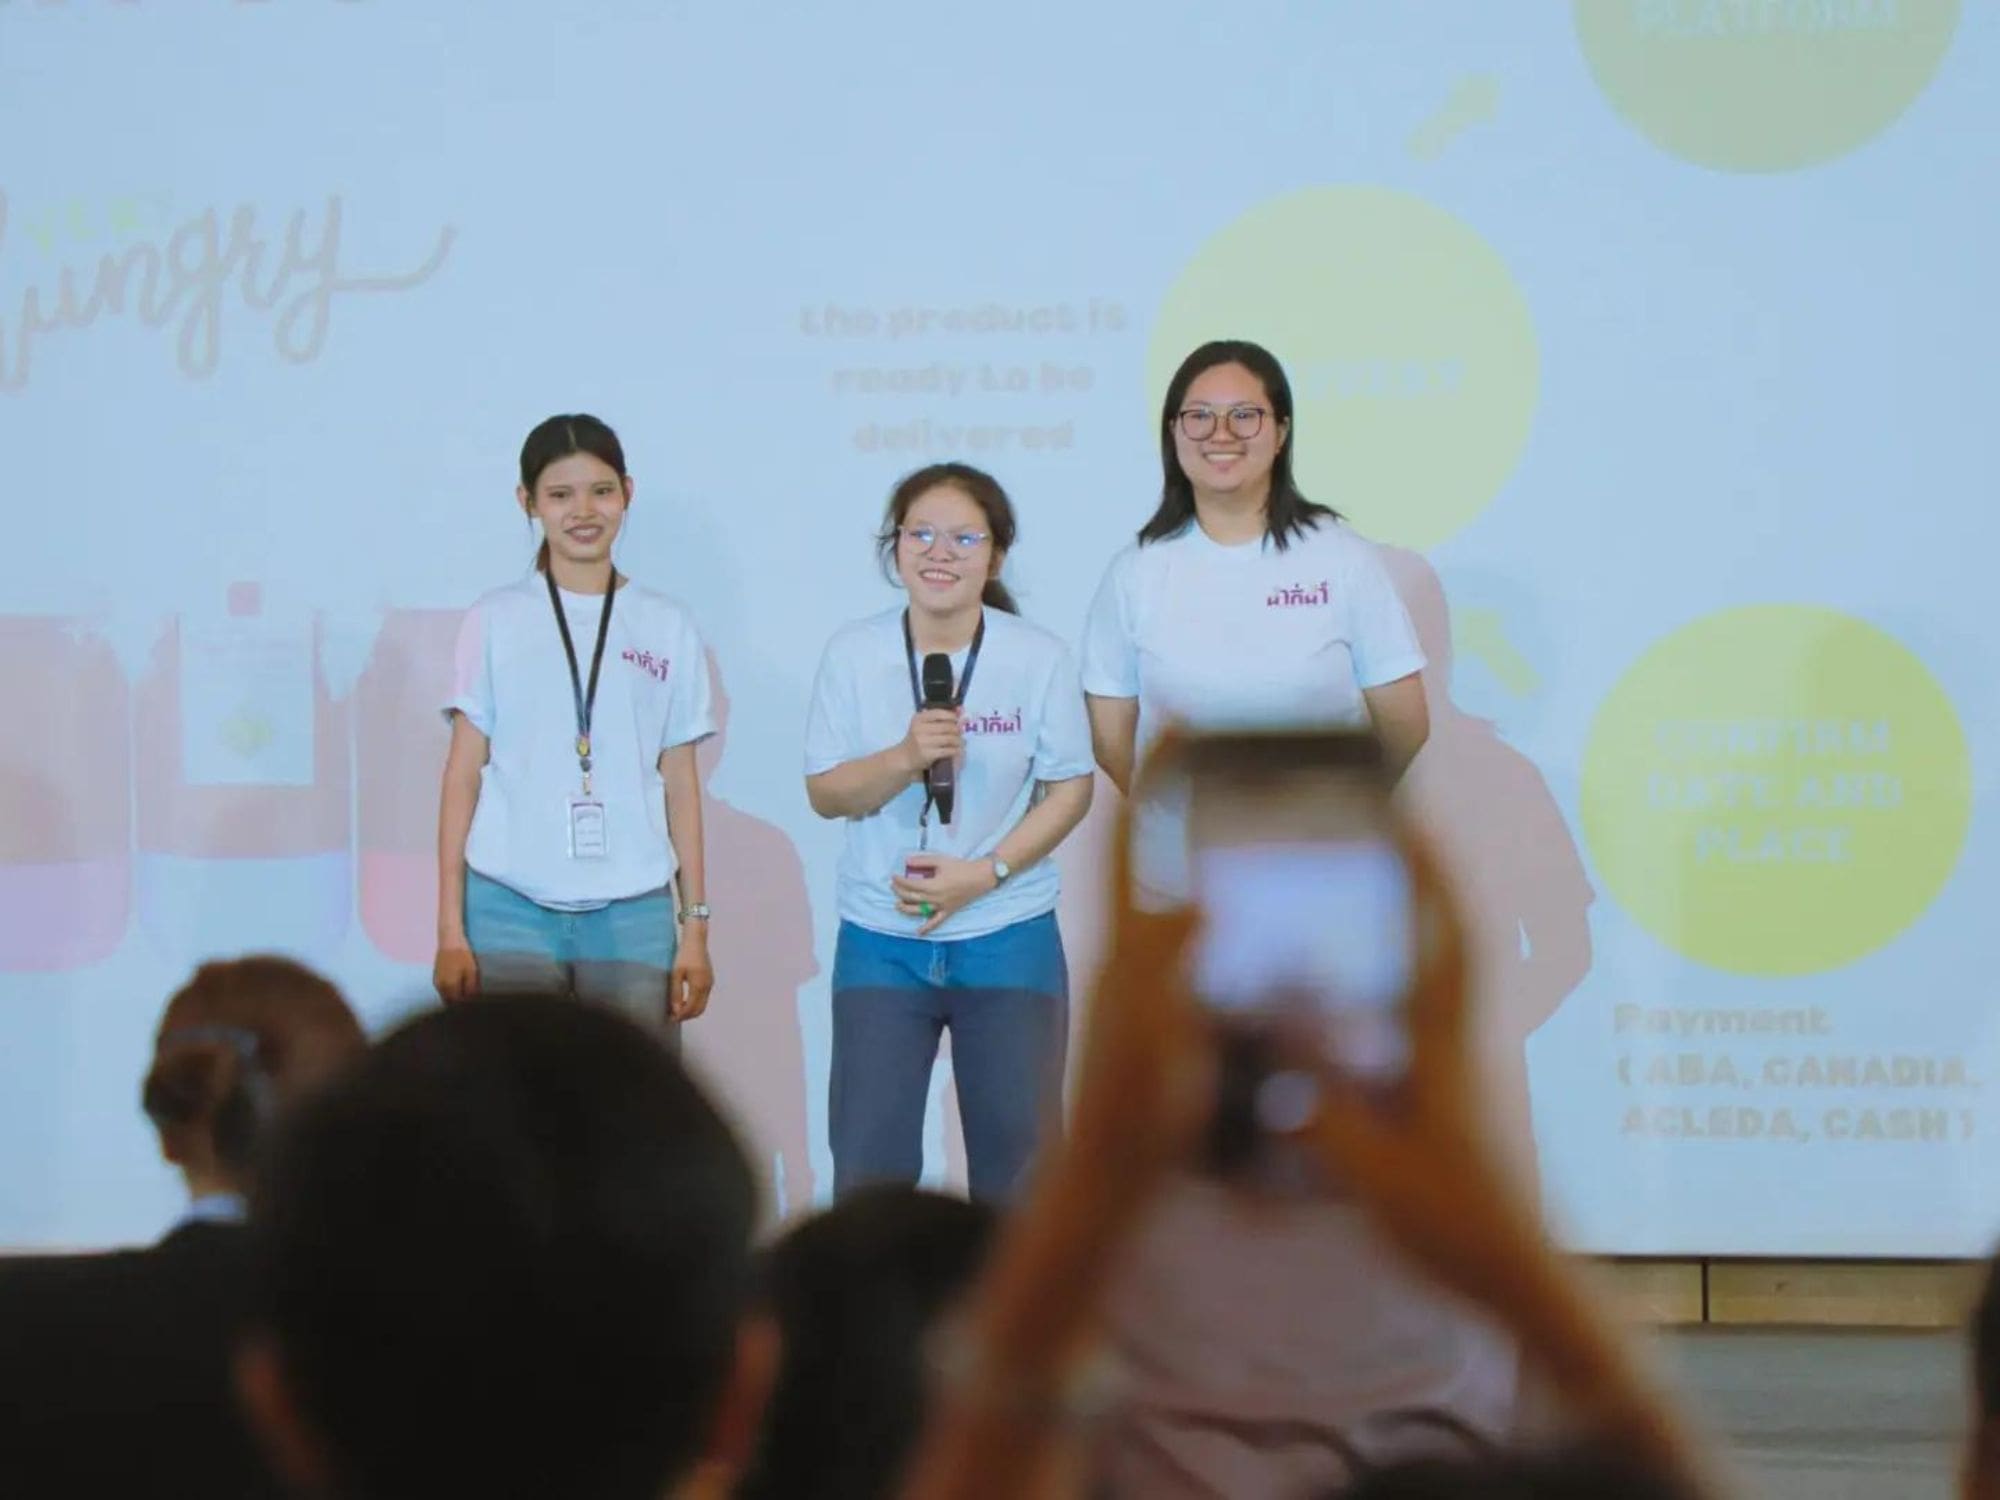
[1176,404,1269,441]
[900,525,990,553]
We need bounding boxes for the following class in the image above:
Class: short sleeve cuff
[1080,672,1139,699]
[444,696,493,736]
[1355,651,1427,691]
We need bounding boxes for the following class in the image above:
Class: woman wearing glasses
[1079,343,1517,1491]
[805,462,1094,1202]
[1081,338,1429,788]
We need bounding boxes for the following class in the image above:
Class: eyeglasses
[900,525,990,553]
[1176,404,1270,441]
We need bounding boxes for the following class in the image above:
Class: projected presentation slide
[1,0,1991,1257]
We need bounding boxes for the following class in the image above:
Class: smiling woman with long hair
[804,462,1094,1203]
[1072,343,1527,1496]
[433,413,717,1036]
[1082,338,1431,790]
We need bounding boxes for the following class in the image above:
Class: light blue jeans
[463,870,679,1041]
[829,912,1068,1203]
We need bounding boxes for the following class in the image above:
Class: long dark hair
[1139,339,1338,551]
[519,413,629,572]
[874,462,1020,614]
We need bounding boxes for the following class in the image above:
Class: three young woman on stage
[432,337,1428,1204]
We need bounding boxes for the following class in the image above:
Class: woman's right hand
[433,945,480,1004]
[901,708,964,776]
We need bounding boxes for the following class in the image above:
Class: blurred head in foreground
[740,1185,999,1499]
[237,995,767,1500]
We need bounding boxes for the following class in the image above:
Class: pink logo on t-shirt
[1267,581,1330,608]
[963,709,1024,735]
[621,647,671,683]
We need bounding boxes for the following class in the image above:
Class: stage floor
[1657,1327,1966,1498]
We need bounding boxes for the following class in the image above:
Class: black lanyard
[902,609,985,832]
[902,608,985,711]
[546,570,617,794]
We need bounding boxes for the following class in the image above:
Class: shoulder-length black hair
[1139,339,1338,551]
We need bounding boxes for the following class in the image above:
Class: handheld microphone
[920,652,956,824]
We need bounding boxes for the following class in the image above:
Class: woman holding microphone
[805,462,1094,1203]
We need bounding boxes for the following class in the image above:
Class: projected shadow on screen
[679,651,819,1222]
[920,772,1118,1196]
[1379,547,1594,1198]
[354,608,464,967]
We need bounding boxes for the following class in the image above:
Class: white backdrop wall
[2,0,1994,1255]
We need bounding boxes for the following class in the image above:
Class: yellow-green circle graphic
[1580,605,1970,976]
[1574,0,1959,173]
[1149,187,1538,553]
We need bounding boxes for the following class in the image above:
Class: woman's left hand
[670,924,715,1022]
[892,855,999,936]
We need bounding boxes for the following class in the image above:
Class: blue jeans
[830,912,1068,1203]
[464,870,679,1042]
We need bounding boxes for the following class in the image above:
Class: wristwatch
[680,903,712,923]
[989,858,1012,886]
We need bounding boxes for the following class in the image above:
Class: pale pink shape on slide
[679,654,822,1223]
[0,616,133,972]
[354,609,463,964]
[0,859,132,974]
[132,588,352,958]
[358,851,437,967]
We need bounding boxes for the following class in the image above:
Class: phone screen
[1136,731,1416,1092]
[1190,839,1413,1084]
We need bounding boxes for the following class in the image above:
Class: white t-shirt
[804,606,1094,942]
[447,574,714,909]
[1081,516,1426,749]
[1082,515,1426,906]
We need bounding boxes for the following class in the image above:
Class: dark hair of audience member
[143,955,367,1181]
[738,1185,999,1500]
[244,995,758,1500]
[1329,1439,1699,1499]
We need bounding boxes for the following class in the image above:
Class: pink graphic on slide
[0,616,133,972]
[133,584,352,963]
[354,608,463,965]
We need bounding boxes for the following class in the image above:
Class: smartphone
[1134,729,1415,1179]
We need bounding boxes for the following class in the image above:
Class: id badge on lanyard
[548,571,617,862]
[567,797,608,859]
